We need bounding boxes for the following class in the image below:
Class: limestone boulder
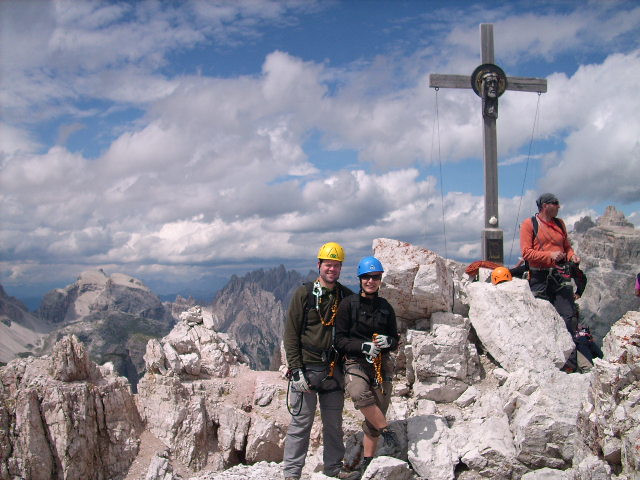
[144,338,168,374]
[447,258,472,318]
[253,380,279,407]
[145,449,181,480]
[0,335,142,480]
[402,363,592,478]
[373,238,454,327]
[137,371,288,472]
[361,456,414,480]
[521,468,570,480]
[136,374,210,470]
[500,368,590,470]
[576,310,640,478]
[48,333,101,381]
[186,461,282,479]
[405,377,527,480]
[565,454,616,480]
[466,279,574,372]
[143,306,248,379]
[212,403,252,464]
[451,413,524,479]
[406,312,481,402]
[245,414,286,463]
[406,414,457,480]
[137,308,289,472]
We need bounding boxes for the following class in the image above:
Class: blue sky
[1,0,639,299]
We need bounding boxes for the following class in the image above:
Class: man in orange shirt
[520,193,581,335]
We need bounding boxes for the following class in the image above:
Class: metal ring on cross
[471,63,507,98]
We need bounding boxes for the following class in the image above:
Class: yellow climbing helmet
[491,266,512,285]
[317,242,345,262]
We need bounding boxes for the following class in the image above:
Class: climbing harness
[285,365,342,417]
[311,280,339,326]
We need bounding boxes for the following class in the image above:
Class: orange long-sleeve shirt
[520,215,575,269]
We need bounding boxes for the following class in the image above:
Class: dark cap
[536,193,559,209]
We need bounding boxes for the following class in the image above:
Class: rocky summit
[0,335,143,480]
[1,237,638,480]
[36,269,168,324]
[34,269,175,390]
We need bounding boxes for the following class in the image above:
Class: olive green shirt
[283,282,353,369]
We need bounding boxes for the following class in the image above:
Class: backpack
[530,215,566,239]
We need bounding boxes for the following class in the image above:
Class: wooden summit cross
[429,24,547,264]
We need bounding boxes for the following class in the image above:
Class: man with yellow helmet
[282,242,358,480]
[317,242,345,263]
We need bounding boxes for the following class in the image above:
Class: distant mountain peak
[210,265,314,370]
[596,205,635,229]
[75,269,151,292]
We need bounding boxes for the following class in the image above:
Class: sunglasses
[545,201,559,205]
[361,274,382,281]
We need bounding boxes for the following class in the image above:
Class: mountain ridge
[1,206,637,377]
[209,264,316,369]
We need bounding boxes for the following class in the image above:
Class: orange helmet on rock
[317,242,345,262]
[491,267,512,285]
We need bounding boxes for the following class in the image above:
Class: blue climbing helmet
[357,256,384,277]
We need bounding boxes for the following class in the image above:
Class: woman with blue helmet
[334,256,400,476]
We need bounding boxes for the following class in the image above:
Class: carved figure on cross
[483,73,499,118]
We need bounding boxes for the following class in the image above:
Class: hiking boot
[359,456,373,475]
[327,468,360,480]
[381,427,400,450]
